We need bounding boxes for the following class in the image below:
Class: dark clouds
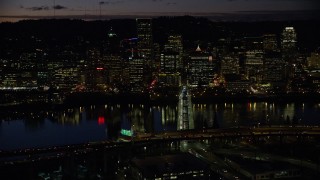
[166,2,177,6]
[1,0,319,19]
[24,5,67,11]
[99,1,125,5]
[53,5,67,10]
[27,6,50,11]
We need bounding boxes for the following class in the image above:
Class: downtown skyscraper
[136,18,153,60]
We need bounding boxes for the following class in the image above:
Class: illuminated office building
[20,51,48,88]
[221,53,240,75]
[281,27,297,52]
[164,35,183,69]
[263,34,278,52]
[263,52,285,82]
[129,56,145,93]
[159,51,181,87]
[308,52,320,68]
[136,18,153,59]
[224,74,251,93]
[242,37,264,82]
[105,55,123,85]
[53,67,79,91]
[120,37,139,58]
[85,48,107,91]
[1,73,18,87]
[281,27,298,80]
[245,50,264,82]
[188,45,215,87]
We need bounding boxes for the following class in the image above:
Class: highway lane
[1,126,320,165]
[180,141,244,180]
[212,148,320,173]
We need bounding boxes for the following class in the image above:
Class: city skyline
[1,10,320,179]
[1,0,320,22]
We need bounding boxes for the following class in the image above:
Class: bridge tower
[177,86,194,130]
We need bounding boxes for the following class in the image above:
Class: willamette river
[1,102,320,150]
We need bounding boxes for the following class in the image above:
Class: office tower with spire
[188,45,215,87]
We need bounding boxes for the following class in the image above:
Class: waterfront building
[224,74,251,93]
[53,67,79,91]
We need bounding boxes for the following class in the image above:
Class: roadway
[1,126,320,165]
[134,126,320,141]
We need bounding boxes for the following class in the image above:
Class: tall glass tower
[281,27,297,52]
[136,18,153,59]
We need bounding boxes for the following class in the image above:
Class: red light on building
[98,116,105,125]
[96,67,104,70]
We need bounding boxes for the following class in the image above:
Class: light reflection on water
[1,102,320,150]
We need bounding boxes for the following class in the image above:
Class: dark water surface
[1,102,320,150]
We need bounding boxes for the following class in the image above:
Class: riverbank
[1,92,320,111]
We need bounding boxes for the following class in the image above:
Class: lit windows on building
[263,52,285,82]
[308,52,320,68]
[245,50,264,82]
[188,46,215,87]
[53,67,79,91]
[164,35,183,69]
[263,34,278,52]
[105,55,123,84]
[136,18,153,59]
[281,27,297,52]
[1,73,18,87]
[221,53,240,75]
[129,56,145,93]
[159,51,181,87]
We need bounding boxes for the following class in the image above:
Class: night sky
[0,0,319,21]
